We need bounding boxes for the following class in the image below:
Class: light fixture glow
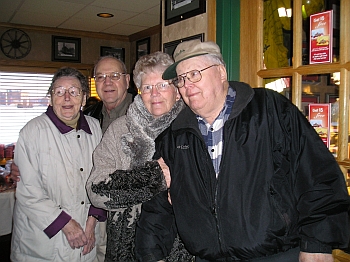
[97,13,114,18]
[278,7,292,17]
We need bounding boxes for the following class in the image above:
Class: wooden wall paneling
[337,0,350,164]
[207,0,216,42]
[239,0,263,87]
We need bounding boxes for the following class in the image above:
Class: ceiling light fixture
[97,13,114,18]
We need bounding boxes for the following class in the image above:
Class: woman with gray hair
[86,52,192,261]
[11,67,105,261]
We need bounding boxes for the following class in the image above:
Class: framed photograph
[163,33,204,57]
[100,46,125,62]
[136,38,150,60]
[165,0,206,26]
[52,36,81,62]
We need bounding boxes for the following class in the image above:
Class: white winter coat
[11,111,102,262]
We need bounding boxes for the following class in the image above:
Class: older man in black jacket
[135,39,350,262]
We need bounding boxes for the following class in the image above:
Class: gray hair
[93,56,127,76]
[133,51,174,89]
[48,67,89,95]
[201,54,226,68]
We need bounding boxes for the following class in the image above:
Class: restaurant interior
[0,0,350,261]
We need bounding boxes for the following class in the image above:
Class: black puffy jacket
[136,81,349,261]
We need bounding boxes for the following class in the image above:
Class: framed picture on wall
[163,33,204,57]
[100,46,125,62]
[136,38,150,60]
[165,0,206,26]
[52,36,81,62]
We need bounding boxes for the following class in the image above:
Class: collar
[172,81,254,132]
[45,106,92,134]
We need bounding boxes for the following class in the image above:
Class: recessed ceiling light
[97,13,114,18]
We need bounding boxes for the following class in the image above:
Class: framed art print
[165,0,206,26]
[52,36,81,62]
[100,46,125,62]
[136,38,150,60]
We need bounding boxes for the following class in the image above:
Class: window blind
[0,71,53,145]
[89,77,98,98]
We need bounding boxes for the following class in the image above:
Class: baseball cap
[162,39,222,80]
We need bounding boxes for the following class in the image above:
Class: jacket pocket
[269,186,290,237]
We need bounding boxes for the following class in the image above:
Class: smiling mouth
[187,92,198,98]
[62,105,74,109]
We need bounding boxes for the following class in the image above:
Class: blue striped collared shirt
[197,87,236,178]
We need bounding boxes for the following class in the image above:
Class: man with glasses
[83,56,134,262]
[135,40,349,261]
[84,56,134,134]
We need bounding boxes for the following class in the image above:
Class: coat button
[81,201,84,205]
[80,168,83,171]
[77,135,80,138]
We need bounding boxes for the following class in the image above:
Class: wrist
[88,214,99,221]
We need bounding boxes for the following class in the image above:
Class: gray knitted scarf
[121,94,185,167]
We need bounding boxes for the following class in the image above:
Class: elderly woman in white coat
[11,67,106,262]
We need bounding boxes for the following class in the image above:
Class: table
[0,189,15,236]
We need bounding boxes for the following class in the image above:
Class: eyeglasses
[172,64,219,88]
[139,82,173,94]
[52,86,82,97]
[94,72,127,82]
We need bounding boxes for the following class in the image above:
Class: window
[89,77,98,98]
[241,0,350,176]
[0,71,53,145]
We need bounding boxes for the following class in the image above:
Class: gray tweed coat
[86,95,192,261]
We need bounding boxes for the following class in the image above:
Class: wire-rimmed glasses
[52,86,82,97]
[94,72,127,82]
[172,64,219,88]
[139,82,173,94]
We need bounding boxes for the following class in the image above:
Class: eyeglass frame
[93,72,127,82]
[52,86,82,97]
[139,81,174,94]
[172,64,219,88]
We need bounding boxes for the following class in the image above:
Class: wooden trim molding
[0,22,129,42]
[0,59,93,76]
[207,0,216,42]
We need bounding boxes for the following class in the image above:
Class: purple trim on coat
[45,106,92,134]
[88,205,107,222]
[43,210,71,238]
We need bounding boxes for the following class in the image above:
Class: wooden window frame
[240,0,350,175]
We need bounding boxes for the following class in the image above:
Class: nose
[150,86,160,96]
[182,77,191,88]
[104,75,112,84]
[64,90,71,100]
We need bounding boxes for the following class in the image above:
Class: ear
[218,65,227,81]
[81,94,87,107]
[175,87,181,101]
[125,74,131,86]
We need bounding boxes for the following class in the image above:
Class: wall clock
[0,28,31,59]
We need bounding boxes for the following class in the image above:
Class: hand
[157,158,171,188]
[167,190,172,205]
[299,252,334,262]
[62,219,87,250]
[82,216,97,255]
[11,162,21,183]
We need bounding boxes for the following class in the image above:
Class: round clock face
[0,28,31,59]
